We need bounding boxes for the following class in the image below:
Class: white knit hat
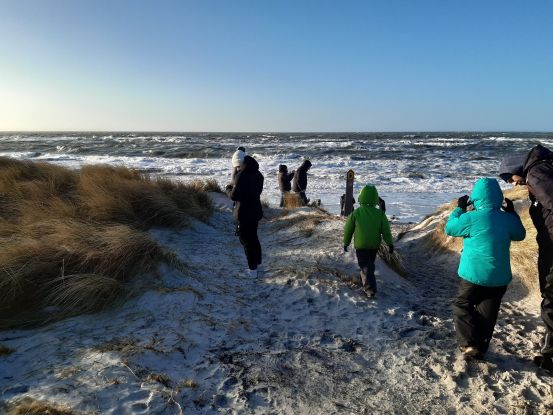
[231,149,246,167]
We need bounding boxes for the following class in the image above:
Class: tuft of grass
[378,243,408,277]
[283,192,305,208]
[7,398,83,415]
[146,373,172,388]
[180,379,198,388]
[0,158,215,327]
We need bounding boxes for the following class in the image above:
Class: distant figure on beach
[343,184,394,298]
[230,146,246,184]
[445,178,525,360]
[277,164,295,207]
[292,159,312,205]
[226,155,264,277]
[499,144,553,369]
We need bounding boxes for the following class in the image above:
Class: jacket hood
[278,164,288,173]
[358,185,379,206]
[470,178,503,210]
[299,160,312,171]
[499,153,526,182]
[523,144,553,175]
[243,155,259,171]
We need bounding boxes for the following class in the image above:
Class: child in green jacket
[343,185,394,298]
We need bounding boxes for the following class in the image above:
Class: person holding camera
[499,144,553,368]
[445,178,526,359]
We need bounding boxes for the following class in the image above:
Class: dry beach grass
[0,158,217,327]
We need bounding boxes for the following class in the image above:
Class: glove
[225,184,233,191]
[457,195,469,210]
[388,245,394,254]
[503,197,515,213]
[378,197,386,212]
[343,245,348,252]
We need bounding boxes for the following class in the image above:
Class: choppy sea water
[1,132,552,222]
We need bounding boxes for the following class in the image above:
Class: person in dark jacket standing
[277,164,294,207]
[499,144,553,367]
[292,159,312,205]
[446,178,526,359]
[226,155,264,277]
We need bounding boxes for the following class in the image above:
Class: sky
[0,0,552,132]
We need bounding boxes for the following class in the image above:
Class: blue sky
[1,0,552,131]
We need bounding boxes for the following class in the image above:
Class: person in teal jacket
[445,178,526,359]
[343,184,394,298]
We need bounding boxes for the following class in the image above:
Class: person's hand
[378,197,386,212]
[343,245,348,252]
[388,245,394,254]
[503,197,515,213]
[457,195,469,210]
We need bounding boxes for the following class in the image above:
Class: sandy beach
[1,190,551,414]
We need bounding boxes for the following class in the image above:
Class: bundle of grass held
[0,157,215,327]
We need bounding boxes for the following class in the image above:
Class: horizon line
[1,130,553,134]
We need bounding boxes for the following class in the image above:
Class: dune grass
[283,192,305,208]
[420,186,539,292]
[6,398,83,415]
[0,157,215,327]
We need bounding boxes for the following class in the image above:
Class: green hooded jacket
[343,185,393,249]
[445,178,526,287]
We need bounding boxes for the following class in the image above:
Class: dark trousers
[356,249,378,292]
[452,279,507,354]
[538,241,553,341]
[238,220,262,270]
[298,191,308,205]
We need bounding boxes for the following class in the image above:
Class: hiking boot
[534,355,553,372]
[460,346,484,360]
[245,268,258,278]
[363,287,376,298]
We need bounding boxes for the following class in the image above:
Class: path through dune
[0,195,552,414]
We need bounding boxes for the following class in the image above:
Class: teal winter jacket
[445,178,526,287]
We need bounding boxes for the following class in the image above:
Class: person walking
[226,155,264,277]
[292,159,312,206]
[499,144,553,368]
[445,178,526,359]
[277,164,294,207]
[343,184,394,298]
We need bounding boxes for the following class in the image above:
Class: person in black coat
[292,159,312,205]
[226,155,264,276]
[277,164,295,207]
[499,144,553,365]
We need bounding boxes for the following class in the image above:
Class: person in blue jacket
[445,178,526,359]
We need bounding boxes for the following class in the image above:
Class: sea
[1,132,552,222]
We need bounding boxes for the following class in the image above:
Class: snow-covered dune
[0,195,551,414]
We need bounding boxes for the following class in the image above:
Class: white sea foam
[1,133,549,222]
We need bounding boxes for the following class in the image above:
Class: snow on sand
[0,194,552,414]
